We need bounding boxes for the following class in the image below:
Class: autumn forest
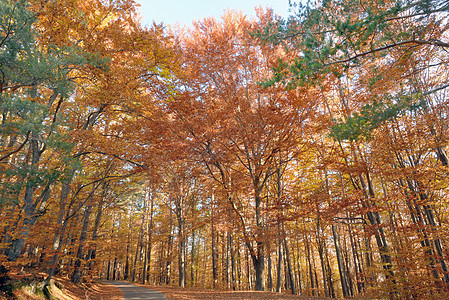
[1,0,449,298]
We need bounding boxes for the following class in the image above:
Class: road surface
[104,281,167,299]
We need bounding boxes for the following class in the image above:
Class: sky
[136,0,294,28]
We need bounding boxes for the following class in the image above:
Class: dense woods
[1,0,449,298]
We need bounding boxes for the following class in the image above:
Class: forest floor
[138,284,325,299]
[4,269,324,300]
[3,270,123,300]
[48,278,123,300]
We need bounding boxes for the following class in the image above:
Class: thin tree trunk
[124,242,130,280]
[246,247,252,290]
[178,231,186,287]
[71,204,93,283]
[86,197,104,273]
[284,237,296,295]
[132,220,145,282]
[360,173,395,282]
[342,231,354,296]
[46,169,75,281]
[211,201,218,288]
[113,257,118,280]
[226,232,230,289]
[276,239,283,293]
[295,231,302,293]
[5,134,49,261]
[230,233,237,290]
[324,240,336,298]
[267,242,273,291]
[190,230,195,286]
[305,235,315,296]
[253,188,265,291]
[317,237,329,298]
[107,260,111,280]
[145,194,154,283]
[332,224,351,297]
[165,214,173,285]
[347,216,363,294]
[175,194,186,288]
[237,240,242,289]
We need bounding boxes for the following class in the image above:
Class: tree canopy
[1,0,449,299]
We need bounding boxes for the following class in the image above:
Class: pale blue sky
[136,0,294,28]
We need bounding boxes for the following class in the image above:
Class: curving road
[104,281,167,300]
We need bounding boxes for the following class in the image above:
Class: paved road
[104,281,167,299]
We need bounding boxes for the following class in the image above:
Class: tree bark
[253,186,265,291]
[144,192,154,284]
[175,195,186,288]
[86,197,104,275]
[46,170,75,281]
[332,224,351,297]
[71,204,93,283]
[211,203,218,288]
[230,233,237,290]
[276,239,283,293]
[267,242,273,291]
[283,237,296,295]
[190,230,195,286]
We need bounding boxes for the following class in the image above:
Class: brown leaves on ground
[5,271,123,300]
[143,285,318,300]
[51,278,124,300]
[81,281,124,300]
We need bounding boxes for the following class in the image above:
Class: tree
[0,0,97,261]
[166,10,315,291]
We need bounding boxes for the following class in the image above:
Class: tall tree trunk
[71,204,93,283]
[316,214,328,298]
[144,193,154,283]
[230,233,237,290]
[246,247,253,290]
[165,214,173,285]
[253,185,265,291]
[142,240,148,284]
[237,240,242,289]
[133,191,149,282]
[190,230,195,286]
[124,216,132,281]
[267,242,273,291]
[295,231,302,293]
[201,236,207,287]
[5,135,50,261]
[86,197,104,275]
[284,237,296,295]
[347,217,363,294]
[332,224,351,297]
[178,231,186,288]
[46,170,75,281]
[317,237,329,298]
[211,203,218,288]
[252,249,264,291]
[359,173,395,282]
[107,260,111,280]
[112,257,118,280]
[6,185,51,261]
[132,223,144,282]
[276,239,283,293]
[324,240,336,298]
[305,234,315,296]
[226,232,230,289]
[342,231,354,296]
[176,195,186,288]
